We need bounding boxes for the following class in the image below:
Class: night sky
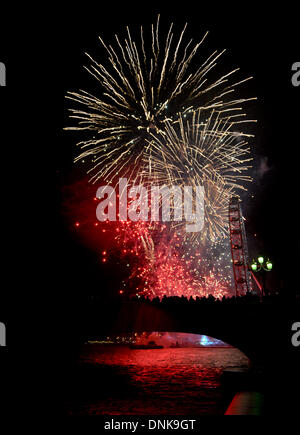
[2,7,299,305]
[54,11,299,299]
[1,8,299,422]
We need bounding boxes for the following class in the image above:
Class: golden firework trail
[143,110,255,243]
[65,15,256,186]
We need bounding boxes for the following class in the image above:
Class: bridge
[80,299,297,370]
[59,295,300,416]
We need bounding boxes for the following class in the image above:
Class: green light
[258,256,264,265]
[266,261,273,271]
[251,263,258,272]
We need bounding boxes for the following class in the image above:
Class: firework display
[66,15,255,186]
[143,110,254,243]
[118,222,233,299]
[65,16,255,299]
[66,192,234,300]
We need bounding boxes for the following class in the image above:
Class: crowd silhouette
[87,289,299,307]
[127,291,298,306]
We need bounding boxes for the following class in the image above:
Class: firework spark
[143,110,255,242]
[112,219,232,300]
[62,179,234,300]
[64,17,256,299]
[65,15,255,186]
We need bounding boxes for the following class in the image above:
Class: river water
[64,344,249,415]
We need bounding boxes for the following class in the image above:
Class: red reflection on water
[65,341,249,416]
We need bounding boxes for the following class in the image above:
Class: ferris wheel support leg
[250,270,263,298]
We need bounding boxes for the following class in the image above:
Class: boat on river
[129,340,164,350]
